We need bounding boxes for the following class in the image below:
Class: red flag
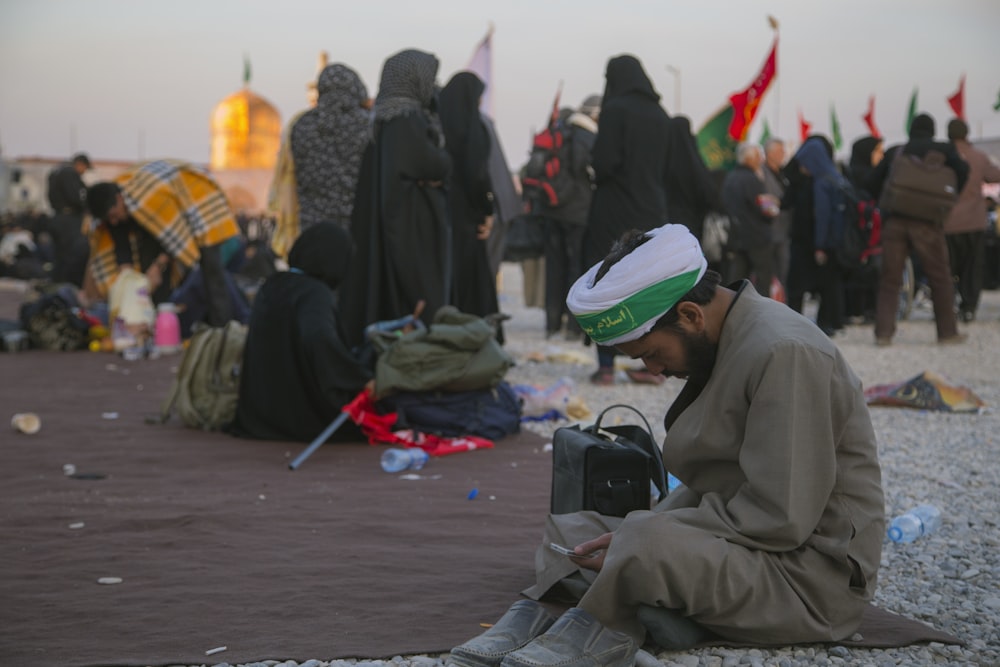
[548,81,564,128]
[727,37,778,141]
[341,388,494,456]
[798,109,812,143]
[947,74,966,120]
[862,95,881,138]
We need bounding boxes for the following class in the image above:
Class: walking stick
[288,411,351,470]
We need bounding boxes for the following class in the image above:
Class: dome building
[208,60,282,214]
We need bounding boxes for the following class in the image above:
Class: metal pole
[289,411,351,470]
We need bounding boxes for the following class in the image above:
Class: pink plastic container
[154,303,182,353]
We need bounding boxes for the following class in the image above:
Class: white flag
[466,24,494,118]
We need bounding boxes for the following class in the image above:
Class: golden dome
[210,87,282,170]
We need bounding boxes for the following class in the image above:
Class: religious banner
[862,95,881,138]
[830,104,843,151]
[727,37,778,141]
[905,88,919,133]
[466,24,494,118]
[798,109,812,143]
[759,118,772,146]
[696,105,738,171]
[947,74,965,120]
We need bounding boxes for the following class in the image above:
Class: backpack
[521,121,575,209]
[829,177,883,277]
[377,381,522,441]
[159,320,247,430]
[18,287,92,351]
[879,149,958,226]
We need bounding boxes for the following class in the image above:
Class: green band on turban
[574,268,702,344]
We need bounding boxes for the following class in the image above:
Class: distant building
[208,61,282,215]
[1,55,329,217]
[0,155,136,216]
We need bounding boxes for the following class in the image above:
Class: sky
[2,0,999,169]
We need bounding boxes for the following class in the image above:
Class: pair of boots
[447,599,708,667]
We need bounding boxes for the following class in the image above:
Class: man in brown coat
[944,118,1000,322]
[448,224,885,667]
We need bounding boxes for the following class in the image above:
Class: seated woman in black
[231,223,372,442]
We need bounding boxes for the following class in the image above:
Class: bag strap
[210,322,232,390]
[591,404,669,501]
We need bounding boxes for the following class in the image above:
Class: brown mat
[0,291,962,666]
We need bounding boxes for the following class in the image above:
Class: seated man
[83,160,242,330]
[449,224,884,667]
[230,223,372,443]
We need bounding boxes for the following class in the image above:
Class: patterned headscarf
[291,63,371,229]
[373,49,441,141]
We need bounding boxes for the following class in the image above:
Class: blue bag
[377,381,522,441]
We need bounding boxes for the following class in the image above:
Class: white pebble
[63,464,76,476]
[68,522,85,530]
[97,577,122,585]
[101,412,119,420]
[204,645,227,656]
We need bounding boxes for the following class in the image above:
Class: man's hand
[569,532,614,572]
[142,253,170,292]
[477,215,495,240]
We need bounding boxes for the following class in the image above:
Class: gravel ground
[191,265,1000,667]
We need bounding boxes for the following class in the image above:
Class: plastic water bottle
[887,505,942,543]
[380,447,429,473]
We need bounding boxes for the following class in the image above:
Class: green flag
[830,104,843,151]
[243,56,252,86]
[759,118,772,146]
[994,87,1000,112]
[905,88,918,134]
[697,105,739,171]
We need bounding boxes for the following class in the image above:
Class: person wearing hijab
[782,134,834,318]
[340,49,452,347]
[585,54,672,385]
[291,63,371,232]
[663,116,719,242]
[865,113,970,346]
[792,138,851,335]
[438,71,501,332]
[842,135,885,323]
[846,136,885,197]
[448,224,883,666]
[231,223,372,443]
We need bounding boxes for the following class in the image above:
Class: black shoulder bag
[551,404,668,517]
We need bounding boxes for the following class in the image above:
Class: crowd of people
[3,45,1000,667]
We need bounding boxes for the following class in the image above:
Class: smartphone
[548,542,577,556]
[548,542,599,558]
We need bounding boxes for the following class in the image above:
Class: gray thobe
[525,284,885,644]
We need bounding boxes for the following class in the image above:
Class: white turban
[566,224,707,346]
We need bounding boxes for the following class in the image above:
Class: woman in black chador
[438,71,501,334]
[231,223,372,443]
[341,48,452,347]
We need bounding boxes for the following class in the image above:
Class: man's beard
[682,329,717,389]
[663,330,718,431]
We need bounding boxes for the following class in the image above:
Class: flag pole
[768,15,780,136]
